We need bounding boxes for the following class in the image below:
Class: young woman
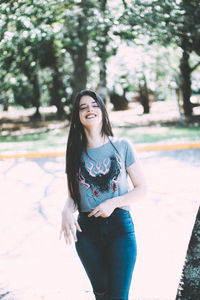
[60,90,147,300]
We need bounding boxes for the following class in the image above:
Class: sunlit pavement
[0,150,199,300]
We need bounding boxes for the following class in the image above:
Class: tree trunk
[72,50,88,99]
[51,64,65,118]
[99,55,107,103]
[71,0,88,100]
[30,72,41,119]
[139,75,150,114]
[176,206,200,300]
[98,0,108,103]
[180,50,192,117]
[3,96,9,111]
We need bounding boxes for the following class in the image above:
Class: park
[0,1,200,300]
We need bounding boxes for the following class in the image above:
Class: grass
[1,99,200,154]
[114,126,200,144]
[0,125,200,154]
[0,129,68,153]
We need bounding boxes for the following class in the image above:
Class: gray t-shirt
[79,137,136,212]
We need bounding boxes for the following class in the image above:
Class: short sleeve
[124,139,137,168]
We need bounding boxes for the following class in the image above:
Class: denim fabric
[75,208,137,300]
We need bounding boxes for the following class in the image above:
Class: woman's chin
[83,119,102,128]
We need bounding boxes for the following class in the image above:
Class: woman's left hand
[88,198,117,218]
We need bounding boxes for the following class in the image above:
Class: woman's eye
[80,107,87,111]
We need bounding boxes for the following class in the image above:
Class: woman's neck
[84,128,109,149]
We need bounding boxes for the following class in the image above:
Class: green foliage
[11,78,34,108]
[0,0,200,118]
[118,0,200,116]
[0,0,72,112]
[119,1,196,45]
[120,0,200,54]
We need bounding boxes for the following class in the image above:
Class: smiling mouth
[86,114,96,119]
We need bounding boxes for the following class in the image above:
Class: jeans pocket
[111,214,135,235]
[112,208,131,218]
[121,218,135,234]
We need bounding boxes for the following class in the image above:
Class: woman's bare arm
[88,160,147,218]
[116,160,147,207]
[60,175,81,244]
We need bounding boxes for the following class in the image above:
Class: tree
[91,0,117,102]
[38,37,66,118]
[120,0,200,117]
[176,206,200,299]
[0,0,74,117]
[138,73,150,114]
[0,1,56,117]
[61,0,97,102]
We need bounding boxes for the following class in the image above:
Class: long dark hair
[66,89,113,210]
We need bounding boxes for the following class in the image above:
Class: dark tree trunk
[3,99,9,111]
[72,49,88,99]
[24,65,41,119]
[98,0,108,103]
[176,206,200,300]
[51,64,65,118]
[30,72,41,119]
[71,0,88,100]
[99,53,107,103]
[109,92,129,110]
[180,50,192,117]
[139,75,150,114]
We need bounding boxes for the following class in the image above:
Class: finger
[63,231,68,244]
[64,228,71,245]
[70,226,77,242]
[75,221,82,232]
[64,231,72,245]
[101,214,108,218]
[88,211,95,217]
[94,211,102,218]
[88,208,98,217]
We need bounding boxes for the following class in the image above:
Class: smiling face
[79,95,103,129]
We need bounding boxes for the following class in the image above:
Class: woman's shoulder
[112,137,137,165]
[111,136,134,149]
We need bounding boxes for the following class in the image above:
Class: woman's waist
[78,207,131,220]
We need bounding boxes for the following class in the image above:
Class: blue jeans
[75,208,137,300]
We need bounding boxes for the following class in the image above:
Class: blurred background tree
[119,0,200,117]
[0,0,200,119]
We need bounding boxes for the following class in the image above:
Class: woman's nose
[87,105,94,112]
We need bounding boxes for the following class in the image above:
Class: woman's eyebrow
[79,101,96,107]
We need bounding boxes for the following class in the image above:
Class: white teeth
[87,115,96,119]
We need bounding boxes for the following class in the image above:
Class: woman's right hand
[59,208,82,245]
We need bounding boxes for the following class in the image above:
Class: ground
[0,150,200,300]
[0,100,200,300]
[1,100,200,136]
[1,101,200,156]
